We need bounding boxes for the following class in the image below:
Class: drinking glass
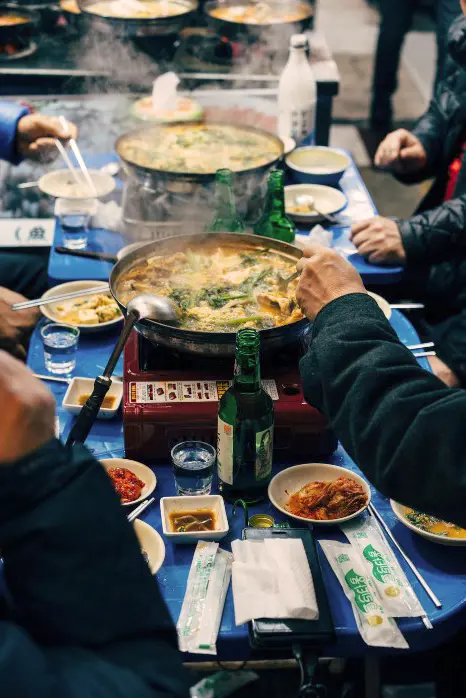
[55,198,97,250]
[171,441,216,496]
[41,323,80,375]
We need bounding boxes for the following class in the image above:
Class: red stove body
[123,330,336,462]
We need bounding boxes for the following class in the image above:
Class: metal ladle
[65,294,180,447]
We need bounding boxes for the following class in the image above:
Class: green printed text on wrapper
[339,554,384,626]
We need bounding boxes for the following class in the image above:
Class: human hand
[0,287,40,361]
[350,216,407,265]
[296,243,366,321]
[16,114,78,162]
[374,128,427,175]
[428,355,460,388]
[0,350,55,463]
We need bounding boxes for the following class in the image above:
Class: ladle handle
[65,310,140,447]
[65,376,111,447]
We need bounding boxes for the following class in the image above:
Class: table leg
[364,657,381,698]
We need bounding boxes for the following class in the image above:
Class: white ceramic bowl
[134,520,165,574]
[63,377,123,419]
[391,500,466,547]
[39,169,116,199]
[367,291,392,320]
[268,463,371,525]
[40,280,123,333]
[286,147,350,186]
[285,183,348,224]
[160,494,229,544]
[100,458,157,507]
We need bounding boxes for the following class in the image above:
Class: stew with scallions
[116,243,304,332]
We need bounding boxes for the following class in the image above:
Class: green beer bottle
[217,329,274,503]
[253,169,295,243]
[205,168,245,233]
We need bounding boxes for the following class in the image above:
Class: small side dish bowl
[40,280,123,333]
[100,457,157,506]
[268,463,371,525]
[390,500,466,547]
[63,377,123,419]
[160,494,229,543]
[286,146,350,186]
[39,169,115,200]
[133,520,165,574]
[285,183,347,224]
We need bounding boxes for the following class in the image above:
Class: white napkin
[231,538,319,625]
[152,72,180,114]
[307,224,333,247]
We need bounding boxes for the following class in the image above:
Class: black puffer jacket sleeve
[299,293,466,529]
[0,439,188,698]
[398,193,466,264]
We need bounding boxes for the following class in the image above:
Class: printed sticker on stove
[129,379,279,403]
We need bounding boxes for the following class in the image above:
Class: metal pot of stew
[203,0,314,41]
[0,4,37,44]
[109,232,307,357]
[78,0,198,38]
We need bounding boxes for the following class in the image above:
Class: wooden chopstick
[369,503,442,608]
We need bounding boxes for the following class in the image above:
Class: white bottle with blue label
[278,34,317,145]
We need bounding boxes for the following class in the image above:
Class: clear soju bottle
[253,169,295,243]
[205,168,245,232]
[217,329,274,503]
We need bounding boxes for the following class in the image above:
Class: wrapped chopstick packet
[320,540,408,649]
[342,517,425,618]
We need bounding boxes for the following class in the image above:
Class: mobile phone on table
[244,527,335,650]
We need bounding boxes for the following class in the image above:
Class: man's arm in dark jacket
[300,293,466,528]
[0,439,188,698]
[398,193,466,265]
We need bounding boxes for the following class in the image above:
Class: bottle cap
[248,513,275,528]
[290,34,308,49]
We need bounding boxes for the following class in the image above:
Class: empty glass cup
[171,441,216,496]
[41,322,80,375]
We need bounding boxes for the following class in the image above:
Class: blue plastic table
[47,151,403,287]
[27,309,466,661]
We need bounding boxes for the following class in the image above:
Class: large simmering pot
[203,0,314,41]
[0,3,38,44]
[109,232,306,357]
[78,0,198,38]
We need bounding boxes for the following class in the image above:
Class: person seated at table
[296,242,466,530]
[0,349,188,698]
[0,102,78,299]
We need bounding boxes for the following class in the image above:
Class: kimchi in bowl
[268,463,371,525]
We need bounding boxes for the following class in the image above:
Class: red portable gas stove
[123,329,336,461]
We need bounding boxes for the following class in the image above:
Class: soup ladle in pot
[65,294,180,448]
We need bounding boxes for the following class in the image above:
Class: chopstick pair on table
[368,503,441,631]
[406,341,436,359]
[127,497,155,523]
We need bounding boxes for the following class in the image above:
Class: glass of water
[171,441,216,496]
[41,323,80,375]
[55,198,97,250]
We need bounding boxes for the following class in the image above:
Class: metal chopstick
[55,138,82,188]
[407,342,434,351]
[34,373,70,384]
[369,503,442,608]
[390,303,425,310]
[59,115,97,197]
[413,351,436,358]
[127,497,155,523]
[11,285,109,311]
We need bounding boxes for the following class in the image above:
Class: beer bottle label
[255,426,273,481]
[217,417,234,485]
